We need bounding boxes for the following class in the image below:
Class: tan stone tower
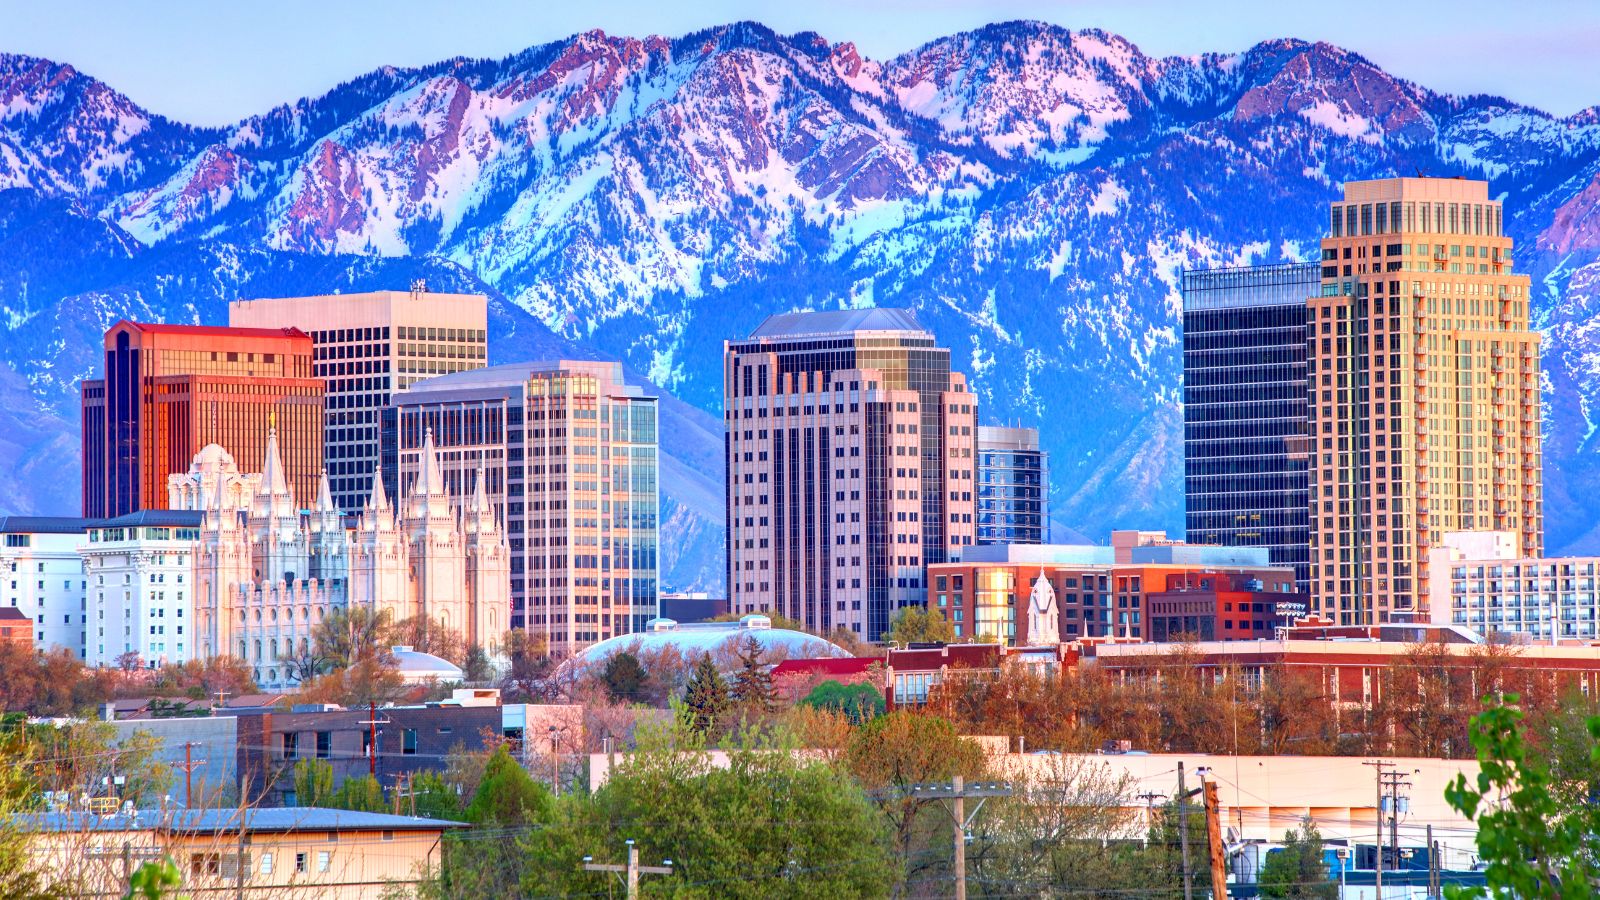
[1309,177,1541,625]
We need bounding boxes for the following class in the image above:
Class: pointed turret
[315,470,337,514]
[260,428,290,497]
[464,466,497,535]
[407,428,452,523]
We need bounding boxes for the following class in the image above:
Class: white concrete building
[80,511,203,668]
[1429,530,1600,641]
[0,517,90,657]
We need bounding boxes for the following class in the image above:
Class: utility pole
[900,777,1013,900]
[1364,760,1392,898]
[1380,768,1414,894]
[359,702,391,777]
[582,838,673,899]
[1178,763,1194,900]
[1202,777,1228,900]
[173,741,207,808]
[953,776,966,900]
[1427,823,1438,899]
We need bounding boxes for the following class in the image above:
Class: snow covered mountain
[4,21,1600,589]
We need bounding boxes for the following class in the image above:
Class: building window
[317,851,331,873]
[316,732,331,759]
[295,853,307,874]
[402,729,417,755]
[282,733,298,760]
[260,852,274,875]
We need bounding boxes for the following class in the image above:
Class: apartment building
[1309,177,1540,624]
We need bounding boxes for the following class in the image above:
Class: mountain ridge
[3,20,1600,592]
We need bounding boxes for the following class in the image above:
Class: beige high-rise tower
[1309,177,1541,624]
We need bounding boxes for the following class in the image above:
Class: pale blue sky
[7,0,1599,125]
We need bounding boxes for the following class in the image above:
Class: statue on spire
[1025,567,1060,646]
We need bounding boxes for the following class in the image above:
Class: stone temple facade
[169,430,509,687]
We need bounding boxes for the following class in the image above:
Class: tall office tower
[384,361,659,656]
[81,322,323,518]
[975,426,1048,545]
[229,289,489,515]
[1182,263,1319,592]
[724,309,977,641]
[1310,177,1540,624]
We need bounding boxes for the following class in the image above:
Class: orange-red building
[0,607,33,649]
[81,322,323,518]
[927,534,1302,645]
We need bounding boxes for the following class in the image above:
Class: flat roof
[748,308,924,339]
[114,321,310,340]
[394,360,650,401]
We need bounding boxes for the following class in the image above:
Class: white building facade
[1429,530,1600,642]
[80,512,203,668]
[0,517,90,657]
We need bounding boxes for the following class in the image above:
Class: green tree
[311,606,393,669]
[292,758,335,808]
[844,711,986,888]
[462,744,552,826]
[461,646,494,684]
[1445,693,1600,898]
[728,635,776,716]
[327,773,387,813]
[520,723,894,898]
[682,653,729,735]
[600,652,649,703]
[800,680,885,724]
[885,605,955,645]
[409,770,464,821]
[1259,822,1337,900]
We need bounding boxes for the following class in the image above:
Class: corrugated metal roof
[747,308,924,339]
[16,807,467,834]
[0,516,90,534]
[92,511,205,528]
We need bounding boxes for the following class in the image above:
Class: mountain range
[3,20,1600,591]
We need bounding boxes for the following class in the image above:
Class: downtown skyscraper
[1309,177,1540,624]
[724,309,976,641]
[1182,262,1319,593]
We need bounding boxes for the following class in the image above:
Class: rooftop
[0,516,90,535]
[393,360,649,401]
[113,321,310,340]
[747,308,925,340]
[16,807,467,835]
[92,511,205,529]
[573,615,850,667]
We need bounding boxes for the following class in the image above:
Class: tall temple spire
[367,467,390,511]
[408,428,451,522]
[315,470,337,514]
[260,427,290,497]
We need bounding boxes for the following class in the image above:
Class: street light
[549,725,560,797]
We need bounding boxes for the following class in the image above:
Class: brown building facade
[81,322,323,518]
[1310,178,1540,625]
[724,309,977,642]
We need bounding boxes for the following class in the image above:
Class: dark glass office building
[975,426,1048,545]
[1182,263,1318,592]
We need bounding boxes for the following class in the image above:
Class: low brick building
[236,702,501,806]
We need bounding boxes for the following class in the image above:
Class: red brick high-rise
[81,322,324,518]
